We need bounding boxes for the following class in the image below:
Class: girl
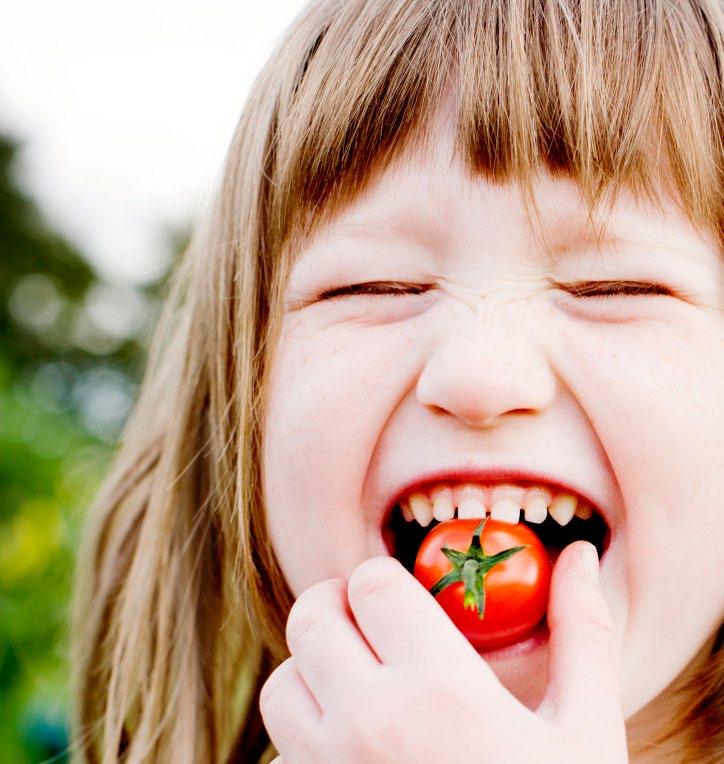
[71,1,724,762]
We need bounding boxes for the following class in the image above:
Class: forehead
[293,150,713,272]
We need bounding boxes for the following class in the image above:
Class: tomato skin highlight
[413,518,551,650]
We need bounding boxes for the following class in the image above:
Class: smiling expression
[261,107,724,722]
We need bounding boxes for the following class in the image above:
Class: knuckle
[365,694,409,748]
[285,601,325,652]
[330,694,404,758]
[421,671,465,711]
[554,612,620,667]
[347,556,400,606]
[334,679,382,723]
[285,578,343,651]
[556,588,620,650]
[258,658,293,718]
[583,613,620,661]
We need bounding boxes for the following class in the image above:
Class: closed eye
[557,280,677,298]
[315,280,677,302]
[316,281,432,300]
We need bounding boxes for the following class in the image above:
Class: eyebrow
[542,228,623,265]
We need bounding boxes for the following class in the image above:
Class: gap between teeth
[399,483,593,528]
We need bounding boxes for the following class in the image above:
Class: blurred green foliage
[0,134,182,762]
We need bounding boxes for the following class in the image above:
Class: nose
[415,299,557,429]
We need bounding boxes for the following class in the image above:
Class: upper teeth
[399,482,592,527]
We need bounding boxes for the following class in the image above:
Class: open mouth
[383,501,611,574]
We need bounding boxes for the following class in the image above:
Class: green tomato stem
[428,518,529,619]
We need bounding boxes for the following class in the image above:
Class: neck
[626,630,718,763]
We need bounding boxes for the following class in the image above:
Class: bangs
[261,0,722,250]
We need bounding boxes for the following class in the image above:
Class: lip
[476,618,550,660]
[380,465,615,533]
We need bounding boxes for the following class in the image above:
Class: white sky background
[0,0,307,285]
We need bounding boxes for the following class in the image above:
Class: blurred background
[0,2,304,760]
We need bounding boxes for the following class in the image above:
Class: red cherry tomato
[413,517,551,650]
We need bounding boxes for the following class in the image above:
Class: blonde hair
[71,0,723,761]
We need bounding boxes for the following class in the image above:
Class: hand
[259,541,627,763]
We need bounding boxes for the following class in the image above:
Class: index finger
[346,556,502,682]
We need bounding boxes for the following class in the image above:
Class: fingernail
[580,544,599,582]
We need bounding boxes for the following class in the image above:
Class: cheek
[554,313,724,712]
[563,316,724,495]
[261,321,420,594]
[557,314,724,524]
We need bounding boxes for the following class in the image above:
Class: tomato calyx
[428,517,529,619]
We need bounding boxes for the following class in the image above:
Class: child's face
[262,114,724,720]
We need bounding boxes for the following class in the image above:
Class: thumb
[538,541,625,740]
